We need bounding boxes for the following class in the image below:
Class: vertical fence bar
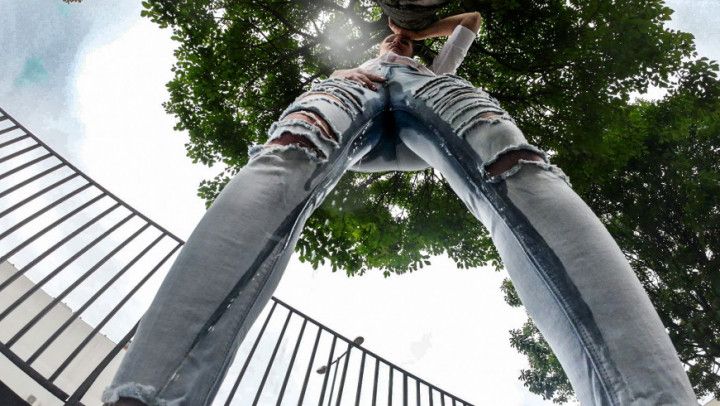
[0,124,20,135]
[0,143,42,163]
[0,152,53,181]
[0,177,87,226]
[403,374,408,406]
[416,380,421,406]
[317,335,337,406]
[47,226,158,381]
[6,230,163,347]
[354,352,366,406]
[388,365,393,406]
[372,358,379,406]
[326,357,340,406]
[0,211,134,294]
[65,323,140,404]
[297,328,322,406]
[334,342,351,406]
[276,318,307,405]
[252,311,292,406]
[0,198,118,267]
[0,220,149,323]
[0,160,62,195]
[224,301,279,406]
[0,133,30,148]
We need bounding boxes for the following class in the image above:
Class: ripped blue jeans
[102,65,698,405]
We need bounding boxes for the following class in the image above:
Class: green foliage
[596,58,720,399]
[510,319,574,403]
[142,0,718,400]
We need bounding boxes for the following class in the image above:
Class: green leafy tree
[141,0,718,400]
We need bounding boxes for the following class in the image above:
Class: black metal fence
[0,106,473,405]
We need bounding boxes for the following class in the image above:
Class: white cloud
[73,17,223,239]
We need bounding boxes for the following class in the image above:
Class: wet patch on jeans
[102,382,166,406]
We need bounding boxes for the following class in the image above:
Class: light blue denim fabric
[102,64,698,406]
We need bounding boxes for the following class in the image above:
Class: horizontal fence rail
[0,106,474,405]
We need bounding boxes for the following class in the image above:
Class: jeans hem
[102,382,166,406]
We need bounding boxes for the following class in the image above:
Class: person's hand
[330,68,386,91]
[388,18,420,41]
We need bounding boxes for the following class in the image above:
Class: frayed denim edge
[485,159,572,187]
[484,143,549,166]
[248,143,326,163]
[101,382,167,406]
[481,144,572,187]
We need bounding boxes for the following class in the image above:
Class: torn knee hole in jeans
[474,110,512,125]
[298,92,344,107]
[267,132,327,159]
[248,108,339,162]
[478,112,502,120]
[482,145,572,186]
[281,111,337,141]
[298,88,362,117]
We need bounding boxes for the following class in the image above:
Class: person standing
[103,9,698,406]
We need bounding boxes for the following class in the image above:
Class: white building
[0,260,122,405]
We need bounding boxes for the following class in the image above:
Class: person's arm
[428,24,477,75]
[389,11,482,40]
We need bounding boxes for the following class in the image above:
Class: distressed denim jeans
[102,64,698,405]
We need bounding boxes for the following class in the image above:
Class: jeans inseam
[154,111,384,406]
[394,102,622,404]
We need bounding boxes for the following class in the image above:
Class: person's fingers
[357,74,377,90]
[366,73,387,83]
[341,70,384,91]
[388,18,399,32]
[354,73,379,91]
[345,73,372,89]
[358,69,386,82]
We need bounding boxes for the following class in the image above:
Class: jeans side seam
[199,115,384,404]
[398,99,621,404]
[473,166,621,406]
[155,109,384,405]
[476,171,621,405]
[200,235,290,406]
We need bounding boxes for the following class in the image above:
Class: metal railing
[0,106,474,405]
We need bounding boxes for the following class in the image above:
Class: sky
[0,1,718,405]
